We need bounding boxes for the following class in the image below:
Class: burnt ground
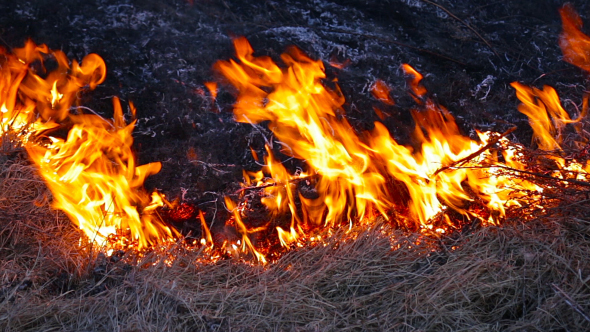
[1,0,590,224]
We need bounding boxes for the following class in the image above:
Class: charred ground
[2,0,589,199]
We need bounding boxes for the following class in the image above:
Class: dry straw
[1,151,590,331]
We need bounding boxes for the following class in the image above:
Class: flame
[511,82,585,151]
[215,37,544,255]
[50,80,63,108]
[401,64,427,101]
[217,38,392,230]
[2,3,589,262]
[204,81,218,100]
[510,81,590,181]
[559,4,590,72]
[1,40,106,141]
[371,79,395,105]
[0,40,176,249]
[509,4,590,180]
[26,98,177,248]
[224,196,267,263]
[198,211,213,248]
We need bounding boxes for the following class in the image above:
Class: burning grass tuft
[2,155,590,331]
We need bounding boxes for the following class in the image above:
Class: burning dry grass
[2,156,590,331]
[2,4,590,329]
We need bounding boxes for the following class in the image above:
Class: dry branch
[432,126,516,177]
[461,164,590,188]
[419,0,501,59]
[235,174,320,194]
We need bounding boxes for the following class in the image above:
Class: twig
[190,160,236,168]
[552,283,590,323]
[0,35,11,50]
[236,174,319,194]
[432,126,516,177]
[419,0,501,60]
[455,164,590,188]
[499,165,590,188]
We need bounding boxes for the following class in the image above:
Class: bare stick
[236,174,319,194]
[456,164,590,188]
[420,0,501,59]
[432,126,516,177]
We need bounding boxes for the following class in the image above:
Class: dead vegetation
[1,152,590,332]
[2,1,590,330]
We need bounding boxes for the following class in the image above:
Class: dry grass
[1,155,590,332]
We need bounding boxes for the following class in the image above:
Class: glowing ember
[0,40,176,249]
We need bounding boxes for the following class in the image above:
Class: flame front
[2,3,590,262]
[215,38,548,252]
[0,40,176,249]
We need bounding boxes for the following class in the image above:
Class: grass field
[2,151,590,331]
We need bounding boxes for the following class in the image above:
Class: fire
[559,4,590,72]
[224,196,267,263]
[214,37,549,255]
[26,98,177,248]
[511,82,585,152]
[50,81,63,108]
[1,40,107,141]
[2,4,590,263]
[371,79,395,106]
[505,4,590,181]
[401,64,427,100]
[0,40,176,249]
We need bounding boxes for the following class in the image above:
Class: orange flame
[512,5,590,177]
[559,4,590,73]
[217,38,392,230]
[4,3,590,262]
[204,81,218,100]
[511,81,590,179]
[371,79,395,105]
[511,82,584,151]
[215,37,543,254]
[26,98,177,248]
[401,64,427,101]
[198,211,213,247]
[224,196,267,263]
[0,40,176,249]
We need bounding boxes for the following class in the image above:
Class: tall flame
[26,98,177,248]
[215,38,542,250]
[509,3,590,178]
[511,82,585,151]
[0,40,176,249]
